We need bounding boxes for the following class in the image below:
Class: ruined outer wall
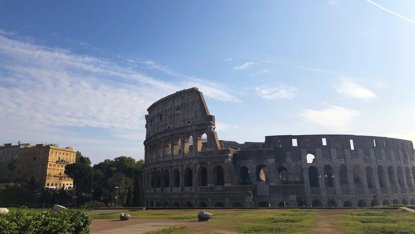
[143,88,415,208]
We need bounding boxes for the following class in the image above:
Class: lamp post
[114,186,120,206]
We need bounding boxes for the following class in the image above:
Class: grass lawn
[6,207,415,233]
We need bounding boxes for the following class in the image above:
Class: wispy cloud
[335,78,377,100]
[251,69,270,76]
[255,85,297,100]
[366,0,415,25]
[233,62,257,70]
[302,106,359,131]
[0,31,239,161]
[215,121,238,132]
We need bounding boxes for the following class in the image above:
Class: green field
[89,208,415,233]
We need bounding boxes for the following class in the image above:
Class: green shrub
[0,208,91,234]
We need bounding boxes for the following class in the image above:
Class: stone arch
[214,202,225,208]
[155,201,161,207]
[393,199,399,205]
[173,138,182,156]
[397,166,405,187]
[232,202,243,208]
[388,166,396,185]
[297,200,307,207]
[343,201,352,208]
[366,166,375,189]
[151,170,156,188]
[200,133,208,152]
[278,201,286,207]
[163,201,169,208]
[213,165,225,186]
[357,200,367,207]
[383,200,390,206]
[405,167,413,188]
[258,201,270,207]
[163,169,170,188]
[312,200,322,207]
[184,167,193,187]
[184,135,193,154]
[377,166,386,188]
[327,199,337,207]
[339,165,348,185]
[370,199,379,207]
[197,166,208,186]
[308,166,319,187]
[173,202,180,208]
[173,169,180,187]
[198,202,207,207]
[278,166,288,184]
[156,170,162,188]
[353,165,362,185]
[410,198,415,205]
[239,166,251,185]
[257,165,267,182]
[184,201,193,208]
[324,165,334,187]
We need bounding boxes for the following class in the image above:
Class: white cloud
[0,32,239,161]
[366,0,415,25]
[233,62,257,70]
[215,121,238,132]
[335,78,377,100]
[302,106,359,131]
[251,69,270,76]
[255,85,297,100]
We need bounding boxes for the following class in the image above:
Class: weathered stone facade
[143,88,415,208]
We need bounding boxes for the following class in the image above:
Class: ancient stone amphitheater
[143,88,415,208]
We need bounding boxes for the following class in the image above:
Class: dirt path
[310,209,347,234]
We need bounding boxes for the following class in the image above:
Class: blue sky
[1,0,415,164]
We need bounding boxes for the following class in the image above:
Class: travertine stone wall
[143,88,415,208]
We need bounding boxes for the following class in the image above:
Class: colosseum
[143,88,415,208]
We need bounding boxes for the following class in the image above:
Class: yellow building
[0,143,76,189]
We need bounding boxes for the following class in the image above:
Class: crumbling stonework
[143,88,415,208]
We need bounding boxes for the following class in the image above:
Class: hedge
[0,208,92,234]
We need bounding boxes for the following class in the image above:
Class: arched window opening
[343,201,352,208]
[357,200,367,207]
[324,165,334,187]
[278,167,288,184]
[173,138,182,156]
[370,200,379,207]
[156,171,162,188]
[173,169,180,187]
[151,171,156,188]
[327,199,337,208]
[257,165,267,182]
[393,199,399,205]
[339,165,348,185]
[383,200,390,206]
[173,202,180,208]
[366,166,375,189]
[293,165,304,184]
[163,170,170,188]
[405,167,413,188]
[184,135,193,154]
[200,133,208,152]
[198,166,208,186]
[397,166,405,186]
[312,200,322,207]
[388,166,396,185]
[258,201,270,207]
[184,168,193,187]
[163,201,169,208]
[213,166,225,186]
[353,165,362,184]
[306,153,316,164]
[184,201,193,208]
[198,202,207,208]
[214,202,225,208]
[308,166,319,187]
[377,166,385,188]
[239,166,251,185]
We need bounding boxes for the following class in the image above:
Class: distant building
[0,143,76,189]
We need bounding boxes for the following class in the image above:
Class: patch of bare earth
[310,209,348,234]
[91,219,185,234]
